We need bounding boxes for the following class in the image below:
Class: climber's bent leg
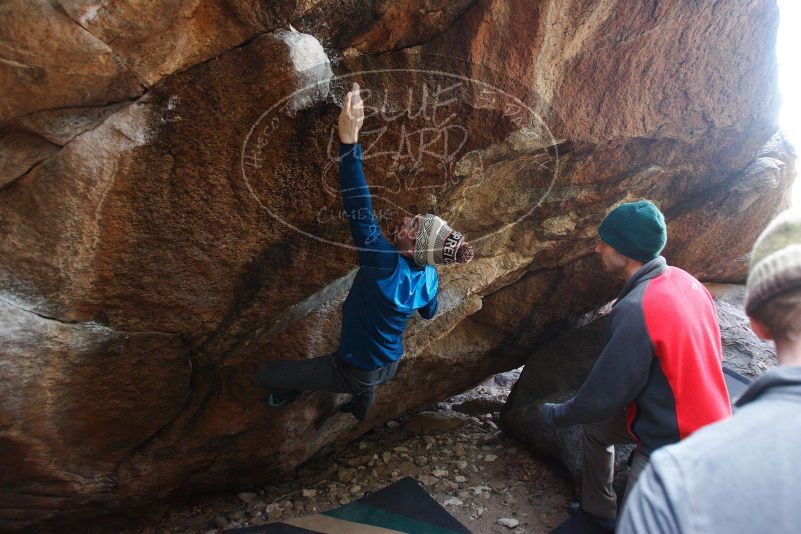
[339,387,376,421]
[339,360,399,421]
[255,354,352,406]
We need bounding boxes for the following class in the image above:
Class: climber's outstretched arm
[338,83,394,269]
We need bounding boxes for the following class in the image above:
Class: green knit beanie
[745,209,801,315]
[598,200,667,263]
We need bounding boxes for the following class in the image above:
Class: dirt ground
[107,371,573,534]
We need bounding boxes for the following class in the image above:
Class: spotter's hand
[338,82,364,144]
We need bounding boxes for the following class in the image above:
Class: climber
[537,200,731,532]
[619,209,801,534]
[255,82,475,421]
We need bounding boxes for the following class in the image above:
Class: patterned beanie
[745,209,801,315]
[414,214,474,267]
[598,200,667,263]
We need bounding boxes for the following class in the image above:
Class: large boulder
[500,284,778,485]
[0,0,794,528]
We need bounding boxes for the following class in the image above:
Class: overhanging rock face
[0,0,795,528]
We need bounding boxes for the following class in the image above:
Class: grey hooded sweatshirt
[618,365,801,533]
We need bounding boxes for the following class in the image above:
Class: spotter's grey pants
[255,353,398,421]
[581,412,650,520]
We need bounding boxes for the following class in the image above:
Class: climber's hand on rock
[338,82,364,144]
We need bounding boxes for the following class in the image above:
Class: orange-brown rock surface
[0,0,795,529]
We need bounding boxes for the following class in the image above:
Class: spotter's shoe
[567,501,616,533]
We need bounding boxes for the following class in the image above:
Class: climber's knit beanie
[745,209,801,315]
[414,214,474,267]
[598,200,667,263]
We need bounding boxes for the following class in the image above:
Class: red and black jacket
[549,257,732,455]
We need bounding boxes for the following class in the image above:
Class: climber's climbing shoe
[264,390,300,408]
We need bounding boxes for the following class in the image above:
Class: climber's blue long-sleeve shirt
[337,143,439,370]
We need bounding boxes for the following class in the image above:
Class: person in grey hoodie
[619,208,801,534]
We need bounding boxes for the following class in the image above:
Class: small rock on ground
[497,517,520,528]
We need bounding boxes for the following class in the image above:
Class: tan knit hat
[745,209,801,315]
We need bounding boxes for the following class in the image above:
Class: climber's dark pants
[255,354,398,421]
